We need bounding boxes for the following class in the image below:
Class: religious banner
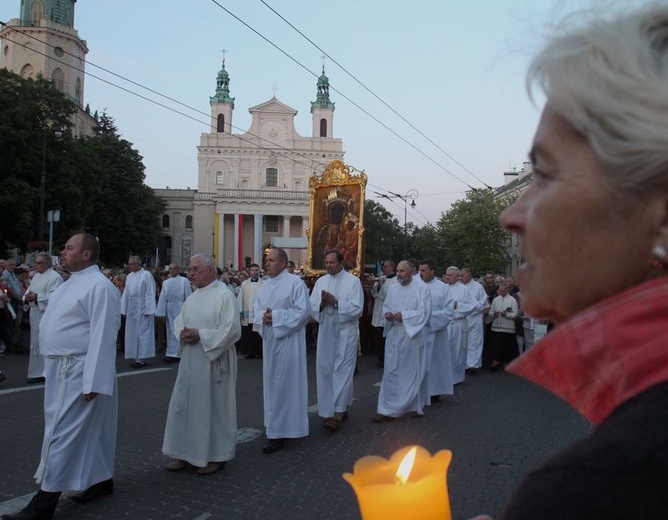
[304,160,366,277]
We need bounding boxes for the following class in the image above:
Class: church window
[215,171,223,185]
[185,215,193,229]
[265,168,278,187]
[74,77,81,105]
[217,114,225,133]
[3,45,8,57]
[265,216,279,233]
[31,0,44,24]
[20,64,34,79]
[162,215,170,228]
[51,68,65,92]
[320,118,327,137]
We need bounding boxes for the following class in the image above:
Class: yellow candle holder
[343,445,452,520]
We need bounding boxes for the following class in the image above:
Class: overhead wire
[207,0,476,192]
[258,0,493,190]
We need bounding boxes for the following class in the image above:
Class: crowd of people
[4,4,668,518]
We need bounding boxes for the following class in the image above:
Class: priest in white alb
[310,249,364,431]
[162,254,241,475]
[253,248,310,454]
[156,263,192,363]
[23,253,63,383]
[4,234,120,520]
[418,260,454,405]
[460,267,490,373]
[120,255,156,368]
[373,260,431,422]
[444,266,477,385]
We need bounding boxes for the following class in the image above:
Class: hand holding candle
[343,445,452,520]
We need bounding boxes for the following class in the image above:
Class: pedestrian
[472,5,668,517]
[2,233,120,520]
[236,263,263,359]
[253,248,310,454]
[443,266,474,384]
[23,253,63,383]
[156,263,192,363]
[162,254,241,475]
[370,260,396,368]
[373,260,431,422]
[120,255,156,368]
[310,249,364,431]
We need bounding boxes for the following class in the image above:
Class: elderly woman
[476,4,668,519]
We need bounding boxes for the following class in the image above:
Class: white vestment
[445,281,476,384]
[156,274,192,358]
[421,278,454,399]
[25,268,63,378]
[120,268,156,360]
[162,281,241,466]
[378,278,431,417]
[237,278,264,326]
[36,265,120,492]
[253,270,310,439]
[310,270,364,418]
[463,280,489,369]
[370,276,396,327]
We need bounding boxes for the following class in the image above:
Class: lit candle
[343,445,452,520]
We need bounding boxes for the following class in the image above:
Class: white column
[254,214,263,266]
[217,213,225,269]
[233,213,240,270]
[283,215,291,238]
[302,216,309,238]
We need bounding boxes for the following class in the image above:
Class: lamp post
[47,210,61,256]
[38,127,63,242]
[379,190,418,259]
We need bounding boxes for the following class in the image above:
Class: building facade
[0,0,97,136]
[188,61,345,270]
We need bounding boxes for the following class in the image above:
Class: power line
[259,0,493,189]
[207,0,476,191]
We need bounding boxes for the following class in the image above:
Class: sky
[1,0,592,225]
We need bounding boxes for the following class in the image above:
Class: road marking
[237,427,262,443]
[0,368,173,396]
[0,493,35,516]
[191,514,213,520]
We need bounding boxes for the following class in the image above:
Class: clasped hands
[180,327,200,344]
[262,307,273,325]
[385,311,403,323]
[320,290,338,311]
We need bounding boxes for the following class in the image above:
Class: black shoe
[261,438,285,454]
[0,371,5,383]
[162,356,177,364]
[70,478,113,504]
[131,361,146,369]
[2,490,61,519]
[26,377,46,384]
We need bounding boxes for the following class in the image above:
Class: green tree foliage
[434,188,513,275]
[0,70,164,263]
[363,199,404,265]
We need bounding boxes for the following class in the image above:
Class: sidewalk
[0,349,590,519]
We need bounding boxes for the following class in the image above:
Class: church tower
[209,58,235,134]
[310,65,335,138]
[0,0,96,135]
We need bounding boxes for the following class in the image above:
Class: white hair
[191,253,216,268]
[528,2,668,196]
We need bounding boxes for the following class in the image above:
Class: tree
[0,70,164,263]
[84,113,165,265]
[435,188,513,275]
[363,200,404,266]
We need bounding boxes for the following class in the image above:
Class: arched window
[241,179,248,189]
[185,215,193,229]
[215,171,223,185]
[74,77,81,104]
[217,114,225,133]
[320,118,327,137]
[265,168,278,187]
[162,215,170,228]
[51,68,65,92]
[20,63,34,79]
[31,0,44,24]
[295,180,302,191]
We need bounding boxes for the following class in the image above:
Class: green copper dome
[311,66,334,109]
[210,59,235,105]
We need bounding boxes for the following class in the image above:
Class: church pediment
[248,98,298,117]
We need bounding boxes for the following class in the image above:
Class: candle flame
[395,446,417,484]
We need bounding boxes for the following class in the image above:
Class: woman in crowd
[475,3,668,518]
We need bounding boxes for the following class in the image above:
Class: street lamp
[38,126,63,242]
[47,209,61,256]
[378,189,418,258]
